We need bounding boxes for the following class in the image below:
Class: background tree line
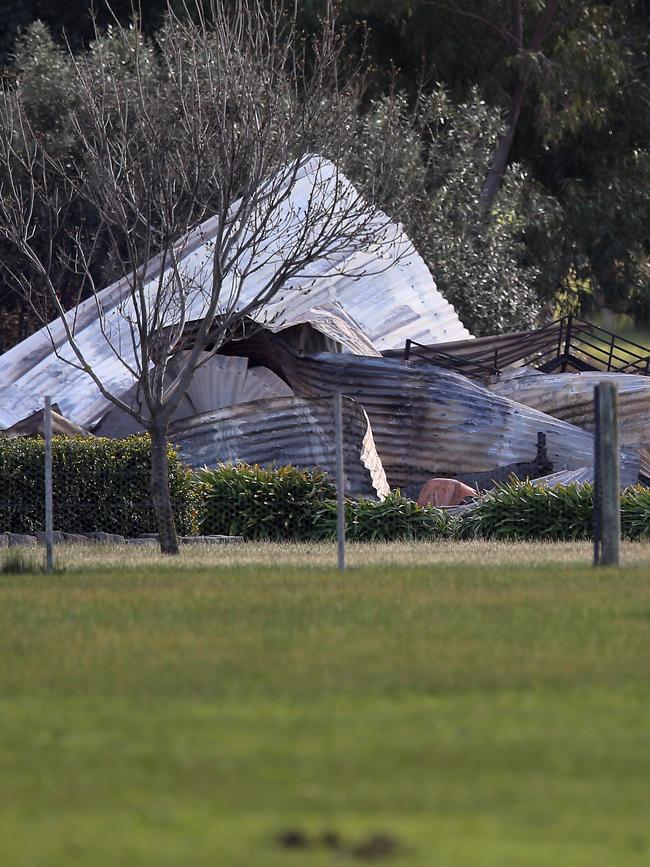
[0,0,648,347]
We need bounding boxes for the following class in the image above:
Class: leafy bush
[461,479,650,541]
[337,89,555,335]
[313,493,455,542]
[621,485,650,541]
[196,463,336,541]
[196,464,454,542]
[0,435,197,536]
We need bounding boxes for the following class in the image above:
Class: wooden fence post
[593,386,601,565]
[593,382,620,566]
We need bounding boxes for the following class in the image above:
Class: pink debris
[417,478,478,508]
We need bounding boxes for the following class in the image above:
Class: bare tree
[0,0,401,553]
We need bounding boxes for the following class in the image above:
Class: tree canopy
[1,0,649,343]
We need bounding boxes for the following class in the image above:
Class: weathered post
[334,391,346,571]
[593,382,620,567]
[593,386,601,566]
[44,395,54,574]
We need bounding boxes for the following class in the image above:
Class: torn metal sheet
[0,156,470,432]
[531,465,639,489]
[94,356,295,437]
[236,338,639,490]
[490,370,650,477]
[170,395,389,500]
[1,408,93,438]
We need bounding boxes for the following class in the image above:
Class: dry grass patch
[53,538,650,572]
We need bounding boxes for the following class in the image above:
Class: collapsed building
[0,157,649,497]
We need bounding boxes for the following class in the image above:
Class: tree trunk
[479,77,527,211]
[479,0,560,213]
[150,420,180,555]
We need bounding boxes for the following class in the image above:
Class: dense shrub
[338,89,553,335]
[313,493,455,542]
[197,463,337,541]
[620,485,650,541]
[0,435,197,536]
[461,479,650,541]
[196,463,453,542]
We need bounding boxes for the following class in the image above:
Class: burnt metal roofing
[491,370,650,478]
[170,394,389,499]
[229,335,640,490]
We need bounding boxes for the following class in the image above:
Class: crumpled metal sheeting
[169,395,390,500]
[0,156,470,432]
[531,464,639,489]
[1,408,93,438]
[490,370,650,477]
[263,349,639,490]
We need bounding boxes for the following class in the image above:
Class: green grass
[1,548,650,865]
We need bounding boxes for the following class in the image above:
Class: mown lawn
[1,548,650,866]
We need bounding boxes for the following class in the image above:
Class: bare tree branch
[0,0,396,553]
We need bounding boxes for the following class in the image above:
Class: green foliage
[196,463,454,542]
[462,480,594,541]
[313,492,455,542]
[334,0,650,327]
[196,463,337,541]
[0,0,171,69]
[620,484,650,542]
[0,435,197,536]
[461,479,650,542]
[337,89,550,334]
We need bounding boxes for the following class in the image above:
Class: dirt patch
[276,828,401,859]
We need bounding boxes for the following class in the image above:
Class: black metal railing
[404,314,650,378]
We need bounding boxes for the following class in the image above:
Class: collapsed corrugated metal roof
[0,156,471,432]
[1,408,93,439]
[490,370,650,477]
[532,465,639,489]
[259,346,640,489]
[170,394,389,499]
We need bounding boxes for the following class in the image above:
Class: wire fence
[0,389,625,569]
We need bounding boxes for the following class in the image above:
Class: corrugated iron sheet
[246,341,639,489]
[490,370,650,477]
[170,394,389,499]
[0,156,470,431]
[532,465,638,489]
[1,408,93,438]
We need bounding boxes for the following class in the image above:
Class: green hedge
[0,435,197,536]
[196,463,337,541]
[461,479,650,541]
[312,493,454,542]
[196,463,452,541]
[9,446,647,545]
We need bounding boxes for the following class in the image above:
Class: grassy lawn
[1,542,650,865]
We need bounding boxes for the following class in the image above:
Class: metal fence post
[44,395,54,574]
[334,391,346,571]
[594,382,620,567]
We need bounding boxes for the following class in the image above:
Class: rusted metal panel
[490,370,650,477]
[170,395,389,499]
